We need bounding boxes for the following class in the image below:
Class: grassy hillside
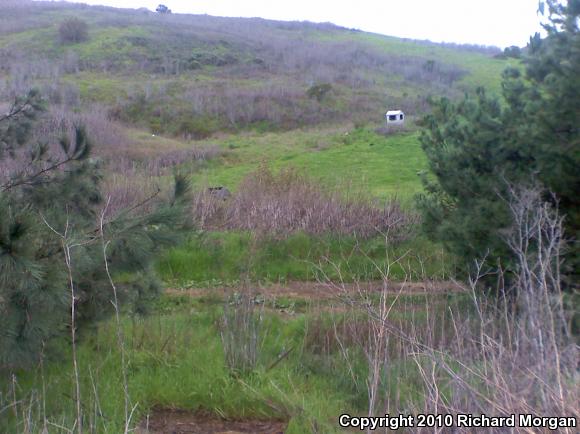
[187,128,426,200]
[1,1,512,138]
[0,0,515,286]
[0,1,514,177]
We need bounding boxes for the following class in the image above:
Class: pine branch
[0,99,34,125]
[0,155,76,192]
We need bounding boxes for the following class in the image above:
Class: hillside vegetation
[1,0,508,135]
[2,2,578,434]
[0,2,519,321]
[0,0,513,204]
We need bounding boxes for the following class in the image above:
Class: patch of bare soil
[167,280,464,300]
[137,408,287,434]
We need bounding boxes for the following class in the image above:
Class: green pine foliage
[0,91,190,369]
[522,0,580,249]
[416,88,516,268]
[416,0,579,278]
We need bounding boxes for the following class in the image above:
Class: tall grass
[2,186,575,433]
[157,232,452,284]
[0,307,353,433]
[220,290,264,375]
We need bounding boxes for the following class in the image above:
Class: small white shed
[385,110,405,126]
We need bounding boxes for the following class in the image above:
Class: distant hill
[0,0,513,138]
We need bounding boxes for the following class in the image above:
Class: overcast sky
[49,0,545,48]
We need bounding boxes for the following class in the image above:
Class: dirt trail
[137,408,286,434]
[167,280,465,300]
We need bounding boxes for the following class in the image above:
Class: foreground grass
[157,232,455,286]
[1,292,468,433]
[2,311,338,432]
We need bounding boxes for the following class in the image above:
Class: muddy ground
[137,408,287,434]
[167,279,465,301]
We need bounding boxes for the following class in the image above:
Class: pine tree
[417,0,579,281]
[523,0,580,254]
[0,91,190,368]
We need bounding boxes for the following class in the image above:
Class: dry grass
[32,104,128,152]
[318,186,579,432]
[191,166,417,240]
[220,289,264,375]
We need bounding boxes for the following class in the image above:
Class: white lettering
[519,414,577,430]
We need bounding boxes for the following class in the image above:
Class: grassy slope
[0,3,509,101]
[0,3,510,199]
[0,2,511,286]
[188,127,426,200]
[337,32,512,93]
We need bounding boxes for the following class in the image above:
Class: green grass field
[1,292,471,433]
[157,232,453,286]
[184,127,427,202]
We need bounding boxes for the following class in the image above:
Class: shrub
[503,45,522,58]
[191,166,416,239]
[58,17,88,44]
[174,116,217,140]
[155,4,172,14]
[306,83,332,102]
[32,105,126,153]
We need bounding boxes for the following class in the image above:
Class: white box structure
[385,110,405,126]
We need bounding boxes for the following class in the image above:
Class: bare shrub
[326,186,579,432]
[191,187,226,229]
[41,80,80,106]
[181,81,334,130]
[220,290,263,375]
[143,146,223,175]
[99,144,223,219]
[191,166,416,239]
[420,186,579,427]
[99,170,162,219]
[32,104,128,153]
[108,144,223,176]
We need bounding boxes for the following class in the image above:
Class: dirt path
[137,408,286,434]
[166,280,465,300]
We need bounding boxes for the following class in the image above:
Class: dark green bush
[58,17,89,44]
[306,83,332,102]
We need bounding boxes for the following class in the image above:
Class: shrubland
[0,1,508,136]
[1,185,576,433]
